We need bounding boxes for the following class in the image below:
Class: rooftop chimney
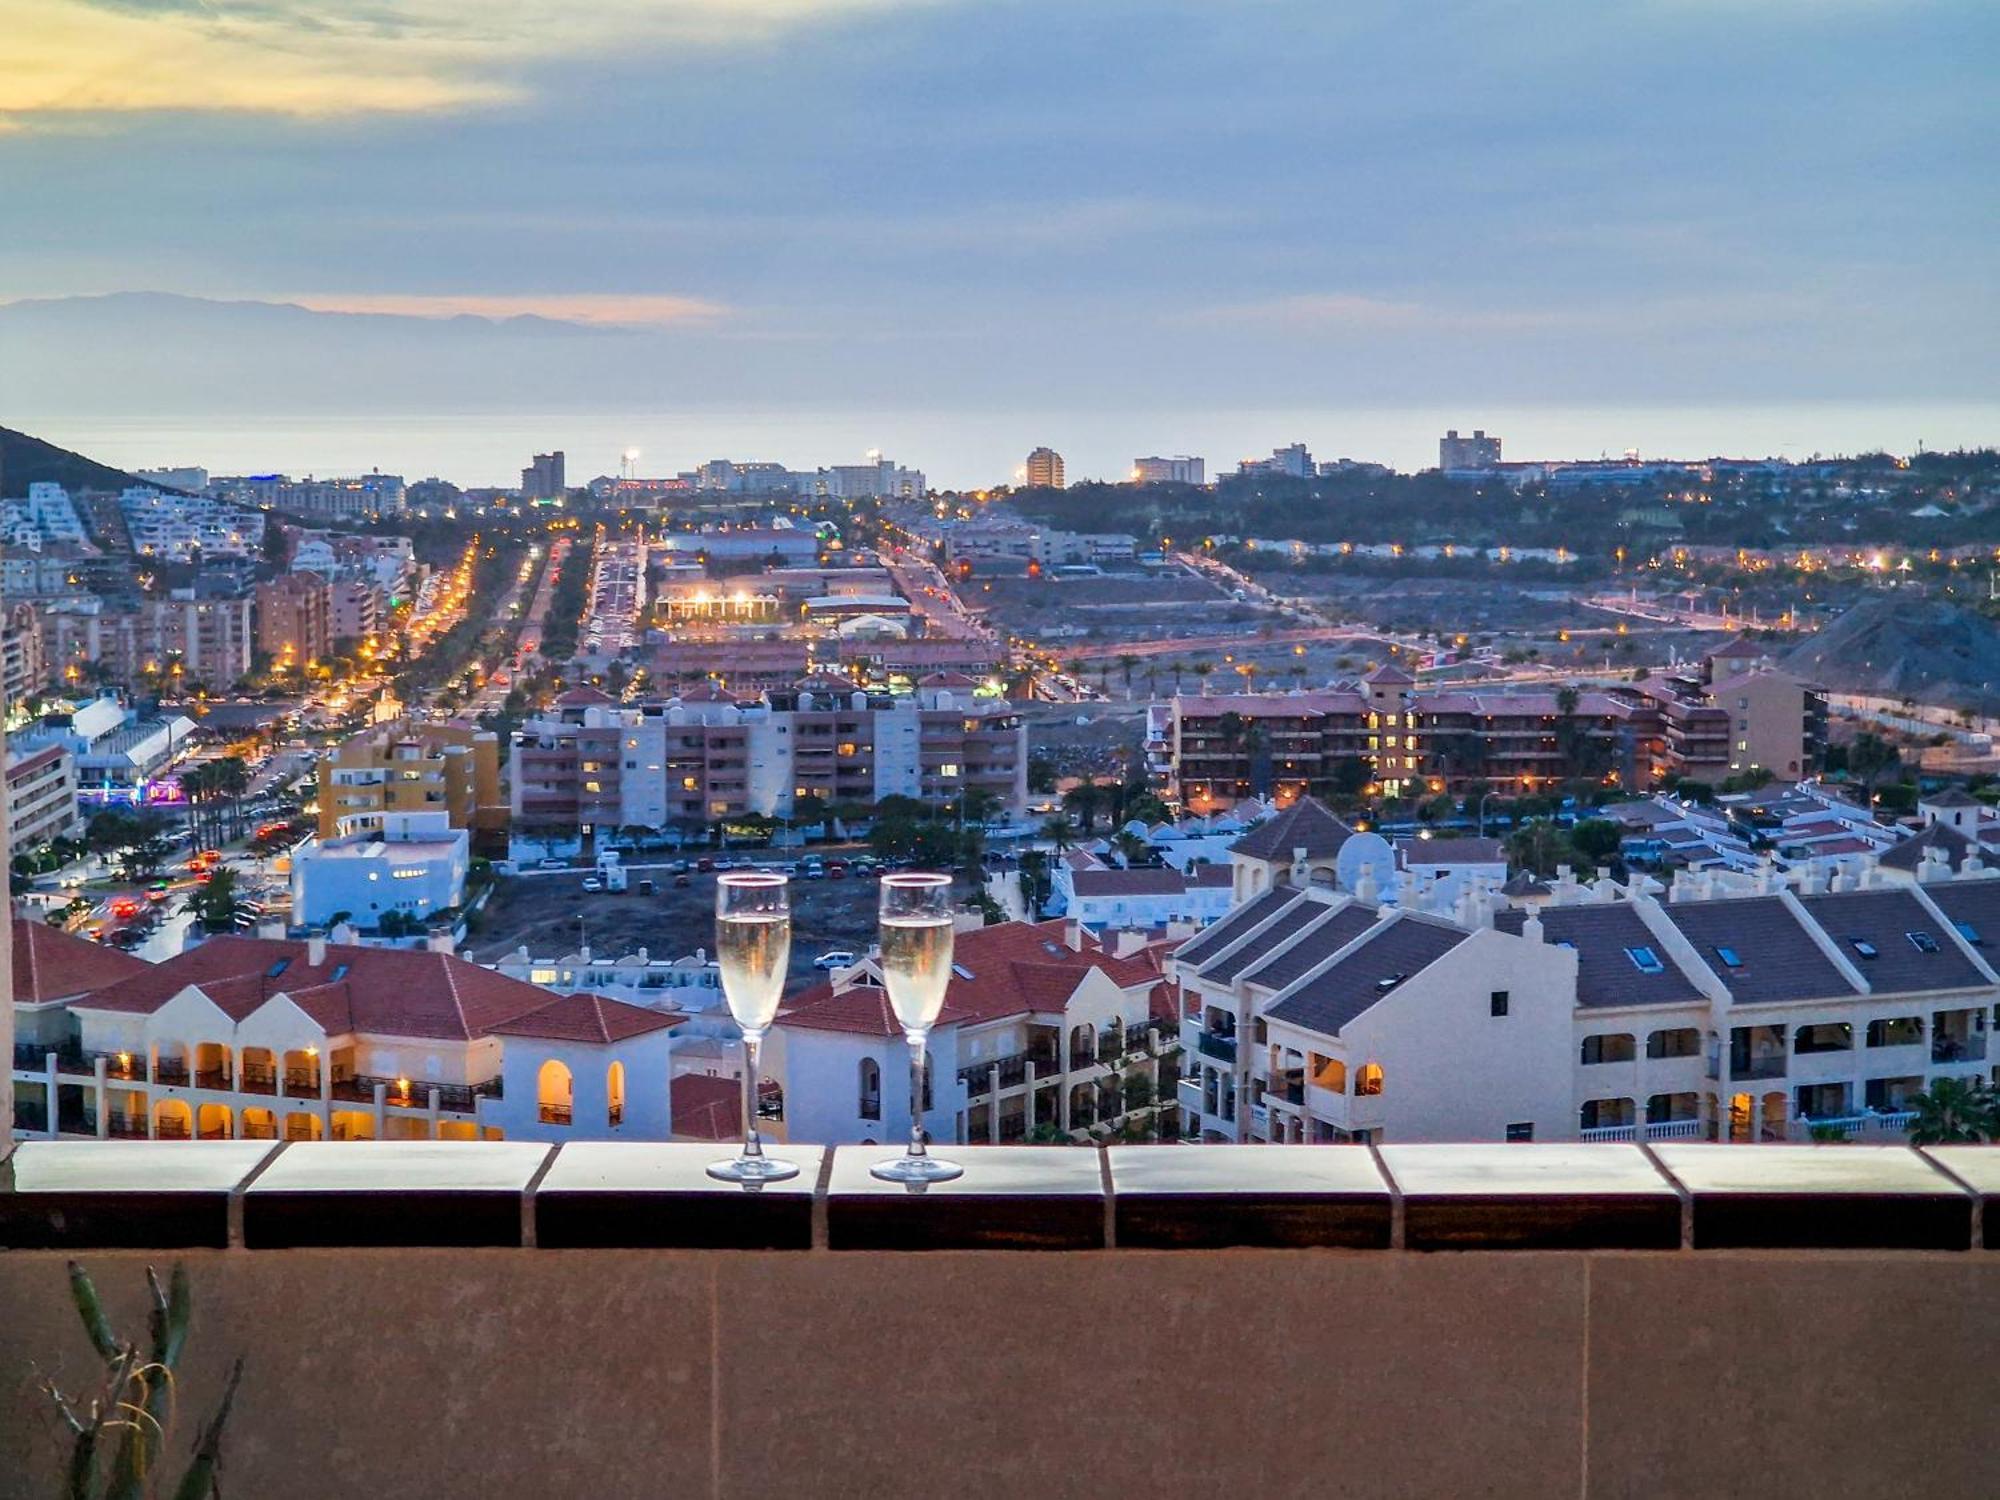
[427,928,456,955]
[1065,918,1083,951]
[306,932,327,967]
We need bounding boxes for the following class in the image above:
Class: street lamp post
[1477,791,1500,840]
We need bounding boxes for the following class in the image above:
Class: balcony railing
[1196,1032,1238,1064]
[1932,1035,1988,1064]
[1730,1054,1787,1081]
[154,1060,190,1086]
[155,1118,190,1139]
[195,1068,234,1091]
[540,1104,574,1125]
[240,1065,278,1095]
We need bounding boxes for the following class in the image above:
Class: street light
[1477,790,1500,840]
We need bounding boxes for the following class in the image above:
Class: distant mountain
[1783,599,2000,714]
[0,423,187,498]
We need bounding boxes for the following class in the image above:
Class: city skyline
[2,0,1994,482]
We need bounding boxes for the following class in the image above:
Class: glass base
[870,1154,964,1184]
[706,1154,801,1184]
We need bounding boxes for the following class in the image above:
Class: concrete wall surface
[4,1246,1998,1500]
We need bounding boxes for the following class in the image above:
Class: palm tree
[212,756,253,843]
[1039,815,1076,854]
[1165,660,1185,696]
[1192,661,1215,696]
[1116,654,1141,700]
[1907,1077,1997,1145]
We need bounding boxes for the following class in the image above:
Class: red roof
[918,671,981,688]
[672,1074,740,1140]
[1070,868,1189,897]
[780,920,1163,1032]
[555,685,614,706]
[12,918,150,1004]
[486,991,682,1044]
[70,935,566,1041]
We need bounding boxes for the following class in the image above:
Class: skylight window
[330,963,350,982]
[266,958,290,978]
[1954,920,1982,945]
[1624,946,1666,975]
[1848,938,1879,960]
[1714,946,1743,969]
[1375,973,1408,991]
[952,964,974,980]
[1906,931,1940,954]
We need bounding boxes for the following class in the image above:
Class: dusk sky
[3,0,1994,485]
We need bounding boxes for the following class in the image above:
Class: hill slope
[0,423,185,498]
[1783,599,2000,714]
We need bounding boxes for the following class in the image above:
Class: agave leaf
[67,1262,120,1362]
[167,1358,243,1500]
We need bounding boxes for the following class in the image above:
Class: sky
[1,0,1995,487]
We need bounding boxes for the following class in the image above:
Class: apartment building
[13,697,198,803]
[290,811,470,931]
[1050,854,1237,930]
[3,602,45,704]
[1024,447,1065,488]
[119,488,265,560]
[1132,456,1205,485]
[256,572,334,664]
[5,744,83,850]
[5,929,659,1143]
[329,578,384,644]
[317,718,506,848]
[509,678,1027,838]
[771,918,1179,1145]
[1164,652,1823,809]
[41,594,254,691]
[219,473,406,520]
[1170,796,2000,1148]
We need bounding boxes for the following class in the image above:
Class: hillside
[0,423,185,498]
[1783,599,2000,714]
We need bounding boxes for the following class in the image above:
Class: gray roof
[1795,889,1987,996]
[1923,787,1983,809]
[1171,886,1298,966]
[1497,904,1705,1010]
[1197,896,1329,983]
[1240,904,1380,991]
[1879,823,1973,873]
[1397,836,1506,866]
[1922,882,2000,949]
[1228,798,1357,862]
[1265,918,1472,1036]
[1659,896,1859,1005]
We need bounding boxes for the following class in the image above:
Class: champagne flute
[707,872,800,1184]
[872,872,963,1183]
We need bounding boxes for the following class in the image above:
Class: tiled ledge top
[0,1140,1993,1253]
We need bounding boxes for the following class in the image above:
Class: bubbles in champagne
[880,914,955,1032]
[717,912,791,1031]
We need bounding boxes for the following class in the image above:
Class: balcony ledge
[1,1140,1994,1253]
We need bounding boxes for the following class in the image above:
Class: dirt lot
[468,867,952,994]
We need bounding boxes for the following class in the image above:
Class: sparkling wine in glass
[708,872,800,1184]
[872,872,963,1183]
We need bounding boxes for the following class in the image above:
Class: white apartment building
[1050,855,1236,930]
[1132,456,1205,485]
[2,483,91,548]
[771,918,1179,1146]
[5,744,83,851]
[119,488,265,561]
[1172,796,2000,1148]
[289,811,470,931]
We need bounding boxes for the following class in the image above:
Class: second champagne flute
[707,871,800,1184]
[871,872,963,1183]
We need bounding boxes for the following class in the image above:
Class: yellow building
[318,719,506,852]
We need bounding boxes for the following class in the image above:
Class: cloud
[0,0,925,123]
[281,291,730,327]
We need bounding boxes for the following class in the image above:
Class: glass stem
[907,1034,928,1160]
[742,1031,764,1161]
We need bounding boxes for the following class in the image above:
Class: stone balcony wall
[3,1140,1999,1498]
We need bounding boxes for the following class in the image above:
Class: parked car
[696,857,714,872]
[814,949,857,971]
[538,858,568,871]
[673,873,691,888]
[638,879,656,896]
[581,877,604,894]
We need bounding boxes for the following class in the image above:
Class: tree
[1569,818,1624,864]
[1191,661,1215,695]
[1848,731,1901,796]
[1039,815,1076,854]
[1116,653,1141,699]
[190,867,249,933]
[1907,1077,1997,1146]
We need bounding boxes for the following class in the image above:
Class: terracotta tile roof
[12,918,150,1004]
[1228,798,1358,861]
[555,685,615,706]
[780,920,1160,1032]
[1924,787,1985,809]
[486,991,683,1044]
[1362,662,1415,684]
[1190,864,1234,887]
[671,1074,741,1140]
[69,935,564,1040]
